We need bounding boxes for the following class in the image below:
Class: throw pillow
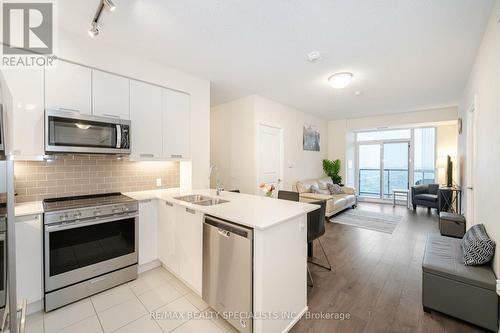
[327,183,344,195]
[462,224,496,266]
[310,184,322,194]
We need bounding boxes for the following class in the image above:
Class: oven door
[44,214,138,292]
[45,109,130,154]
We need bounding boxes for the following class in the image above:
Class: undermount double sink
[174,194,229,206]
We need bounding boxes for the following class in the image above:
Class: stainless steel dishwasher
[203,215,253,333]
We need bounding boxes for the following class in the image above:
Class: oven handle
[45,212,138,232]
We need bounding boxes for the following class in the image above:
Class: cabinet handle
[103,113,120,119]
[89,277,106,284]
[140,153,154,158]
[186,208,196,214]
[58,107,80,113]
[171,154,183,159]
[165,202,173,207]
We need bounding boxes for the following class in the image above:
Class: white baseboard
[138,259,161,274]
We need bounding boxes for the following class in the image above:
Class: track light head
[88,21,99,38]
[103,0,116,12]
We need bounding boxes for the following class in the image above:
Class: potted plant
[322,159,343,185]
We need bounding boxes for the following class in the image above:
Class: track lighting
[88,21,99,38]
[103,0,116,12]
[88,0,116,38]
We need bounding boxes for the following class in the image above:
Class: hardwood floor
[290,202,486,333]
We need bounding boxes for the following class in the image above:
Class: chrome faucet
[209,164,223,195]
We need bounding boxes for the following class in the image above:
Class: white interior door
[466,104,476,223]
[258,124,282,193]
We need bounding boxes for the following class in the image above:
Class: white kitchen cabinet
[162,89,191,159]
[129,80,163,159]
[15,214,43,305]
[138,200,158,265]
[0,67,44,159]
[158,201,179,275]
[92,70,130,119]
[45,60,92,114]
[175,205,203,294]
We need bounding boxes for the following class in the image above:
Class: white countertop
[14,189,319,230]
[124,188,319,230]
[15,201,44,217]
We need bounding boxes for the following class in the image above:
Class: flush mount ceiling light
[307,51,321,63]
[88,0,116,38]
[328,72,353,89]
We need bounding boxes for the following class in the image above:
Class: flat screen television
[446,155,453,187]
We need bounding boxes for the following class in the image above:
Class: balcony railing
[359,168,436,198]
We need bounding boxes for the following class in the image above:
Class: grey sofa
[411,184,439,211]
[422,235,498,332]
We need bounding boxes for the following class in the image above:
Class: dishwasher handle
[204,215,253,240]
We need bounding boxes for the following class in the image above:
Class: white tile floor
[26,267,238,333]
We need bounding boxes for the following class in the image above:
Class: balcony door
[358,141,410,200]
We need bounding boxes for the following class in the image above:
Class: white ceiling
[57,0,494,120]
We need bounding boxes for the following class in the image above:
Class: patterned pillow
[327,183,344,195]
[462,224,496,266]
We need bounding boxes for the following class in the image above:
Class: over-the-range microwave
[45,109,131,155]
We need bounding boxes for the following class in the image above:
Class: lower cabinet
[138,200,158,265]
[158,202,203,294]
[15,214,43,306]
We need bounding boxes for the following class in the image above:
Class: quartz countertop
[14,189,319,230]
[124,188,319,230]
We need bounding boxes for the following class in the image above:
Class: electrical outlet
[156,178,162,187]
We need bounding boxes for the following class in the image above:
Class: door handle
[165,202,173,207]
[467,186,473,190]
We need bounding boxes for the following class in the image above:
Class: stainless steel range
[43,193,138,311]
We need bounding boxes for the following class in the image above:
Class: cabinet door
[138,200,158,265]
[130,80,163,159]
[162,89,191,159]
[0,67,44,158]
[92,70,130,119]
[158,201,179,275]
[15,215,43,305]
[45,60,92,114]
[176,206,203,294]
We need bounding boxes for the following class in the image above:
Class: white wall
[457,0,500,273]
[211,95,328,194]
[211,96,255,193]
[436,124,458,184]
[56,29,211,189]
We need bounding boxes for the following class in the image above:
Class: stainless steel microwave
[45,109,131,154]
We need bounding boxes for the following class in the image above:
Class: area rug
[330,209,402,234]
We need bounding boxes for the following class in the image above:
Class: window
[356,129,411,142]
[413,127,436,185]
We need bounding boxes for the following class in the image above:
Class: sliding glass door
[358,144,381,198]
[383,142,409,199]
[358,141,410,200]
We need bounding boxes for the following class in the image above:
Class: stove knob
[123,206,129,212]
[59,215,65,221]
[73,211,82,219]
[94,210,101,216]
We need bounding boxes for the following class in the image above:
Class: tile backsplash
[14,155,180,203]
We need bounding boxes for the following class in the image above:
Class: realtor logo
[3,2,53,55]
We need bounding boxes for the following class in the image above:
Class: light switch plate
[496,280,500,296]
[156,178,162,187]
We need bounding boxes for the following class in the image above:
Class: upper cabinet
[92,70,130,120]
[0,67,44,158]
[129,80,163,159]
[162,89,190,159]
[45,60,92,114]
